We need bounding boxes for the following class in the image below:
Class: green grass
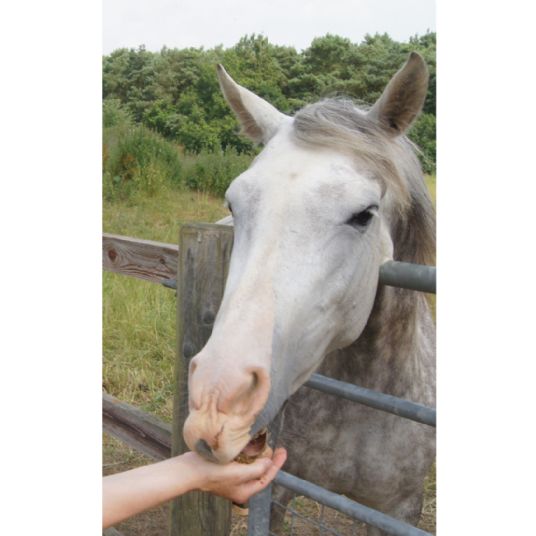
[103,189,229,420]
[103,188,229,243]
[426,173,436,206]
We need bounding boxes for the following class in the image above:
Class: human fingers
[270,448,287,471]
[257,448,287,486]
[229,456,274,484]
[231,450,287,502]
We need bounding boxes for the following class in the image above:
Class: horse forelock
[292,98,435,265]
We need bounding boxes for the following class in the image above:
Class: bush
[103,124,182,200]
[103,98,133,128]
[408,113,436,174]
[182,149,255,197]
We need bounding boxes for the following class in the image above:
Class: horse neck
[321,285,435,402]
[320,183,436,401]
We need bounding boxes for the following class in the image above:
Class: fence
[102,224,436,536]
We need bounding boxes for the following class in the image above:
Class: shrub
[408,113,436,174]
[103,124,182,200]
[103,98,133,128]
[181,149,255,197]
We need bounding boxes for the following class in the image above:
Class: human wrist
[171,451,209,493]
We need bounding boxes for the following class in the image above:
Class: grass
[103,175,436,533]
[426,173,436,206]
[103,189,229,420]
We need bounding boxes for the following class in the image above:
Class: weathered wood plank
[103,233,178,284]
[103,393,171,461]
[170,223,234,536]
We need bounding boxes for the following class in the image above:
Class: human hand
[183,447,287,504]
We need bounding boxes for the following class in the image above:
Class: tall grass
[103,189,229,419]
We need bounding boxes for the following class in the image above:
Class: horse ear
[217,64,288,144]
[368,52,429,137]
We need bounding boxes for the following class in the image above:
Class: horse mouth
[234,428,268,464]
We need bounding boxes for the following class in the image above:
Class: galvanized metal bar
[379,261,436,294]
[273,499,344,536]
[247,409,285,534]
[162,262,436,294]
[305,374,436,427]
[247,485,273,536]
[161,277,177,289]
[274,471,432,536]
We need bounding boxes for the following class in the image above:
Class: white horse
[183,53,435,534]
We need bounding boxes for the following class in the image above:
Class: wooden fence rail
[103,393,171,461]
[103,233,178,284]
[102,394,171,536]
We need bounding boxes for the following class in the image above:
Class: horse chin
[234,428,268,464]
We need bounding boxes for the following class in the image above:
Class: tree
[102,33,436,168]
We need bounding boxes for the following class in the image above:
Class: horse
[183,52,436,535]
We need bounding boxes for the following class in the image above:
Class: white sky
[103,0,435,54]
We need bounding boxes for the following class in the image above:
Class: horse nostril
[189,358,198,376]
[251,370,259,390]
[195,439,218,462]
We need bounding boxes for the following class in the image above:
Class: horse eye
[346,209,375,228]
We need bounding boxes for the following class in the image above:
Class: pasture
[103,177,436,535]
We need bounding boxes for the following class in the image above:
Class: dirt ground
[103,435,435,535]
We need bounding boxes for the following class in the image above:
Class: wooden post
[170,223,234,536]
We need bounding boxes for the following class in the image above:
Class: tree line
[103,32,436,183]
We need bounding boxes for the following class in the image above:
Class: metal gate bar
[161,260,436,295]
[248,486,273,536]
[305,374,436,427]
[379,261,436,293]
[270,499,347,536]
[272,471,432,536]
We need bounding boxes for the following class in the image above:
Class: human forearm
[102,448,287,529]
[103,455,198,528]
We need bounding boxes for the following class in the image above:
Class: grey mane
[292,98,435,265]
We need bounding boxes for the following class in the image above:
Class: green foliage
[182,149,255,197]
[103,122,182,200]
[102,32,437,196]
[102,101,255,200]
[408,113,436,174]
[103,98,133,128]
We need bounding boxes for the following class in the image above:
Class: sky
[103,0,435,54]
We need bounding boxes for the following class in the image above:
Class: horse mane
[292,98,435,265]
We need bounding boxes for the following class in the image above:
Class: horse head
[183,53,429,463]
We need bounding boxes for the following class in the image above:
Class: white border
[1,1,102,534]
[2,1,535,534]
